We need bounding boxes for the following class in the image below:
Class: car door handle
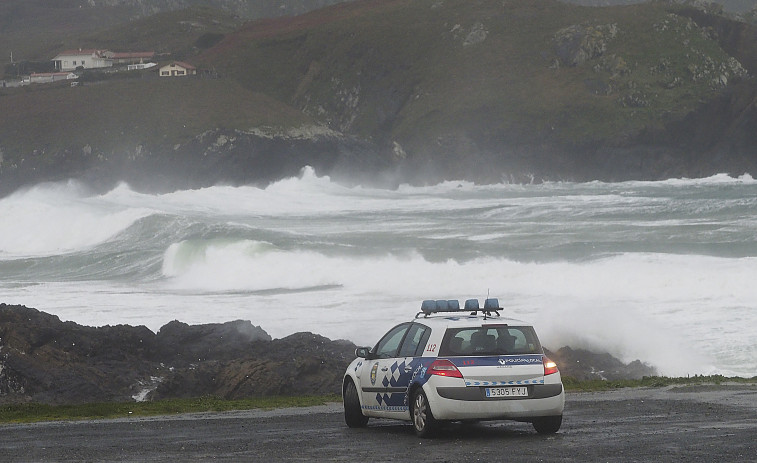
[404,367,413,372]
[381,367,389,372]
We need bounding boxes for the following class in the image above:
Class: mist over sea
[1,167,755,378]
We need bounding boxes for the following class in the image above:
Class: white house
[52,49,112,71]
[159,61,197,77]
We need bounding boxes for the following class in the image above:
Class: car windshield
[438,325,542,356]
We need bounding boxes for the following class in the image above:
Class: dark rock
[91,127,397,195]
[1,304,656,405]
[546,346,657,381]
[0,304,158,404]
[553,23,618,67]
[151,332,356,399]
[153,319,271,365]
[0,304,356,404]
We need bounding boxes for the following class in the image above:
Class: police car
[342,298,565,437]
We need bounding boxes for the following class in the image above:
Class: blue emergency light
[464,299,480,310]
[421,299,461,314]
[484,298,500,310]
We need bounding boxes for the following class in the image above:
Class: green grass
[563,375,757,392]
[81,7,243,59]
[0,76,313,165]
[0,394,342,425]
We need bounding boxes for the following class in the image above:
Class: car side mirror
[355,347,371,359]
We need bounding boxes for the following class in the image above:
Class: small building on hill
[159,61,197,77]
[52,49,112,71]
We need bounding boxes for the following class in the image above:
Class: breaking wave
[1,168,756,377]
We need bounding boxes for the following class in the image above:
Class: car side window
[373,323,411,358]
[398,324,429,357]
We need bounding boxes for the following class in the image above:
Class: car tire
[532,415,562,434]
[343,380,368,428]
[411,389,438,438]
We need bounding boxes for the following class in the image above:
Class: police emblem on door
[370,362,379,386]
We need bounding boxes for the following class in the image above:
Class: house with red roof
[158,62,197,77]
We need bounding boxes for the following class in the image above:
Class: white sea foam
[0,181,153,257]
[1,169,756,377]
[154,240,757,376]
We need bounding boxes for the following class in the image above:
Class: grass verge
[563,375,757,392]
[0,394,341,425]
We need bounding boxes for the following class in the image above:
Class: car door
[358,323,410,417]
[394,322,432,405]
[359,323,431,418]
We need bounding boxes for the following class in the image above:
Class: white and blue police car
[342,298,565,437]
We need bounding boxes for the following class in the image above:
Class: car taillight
[543,356,559,376]
[428,359,463,378]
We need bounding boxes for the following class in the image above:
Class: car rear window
[438,325,543,356]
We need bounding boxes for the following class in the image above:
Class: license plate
[485,386,528,398]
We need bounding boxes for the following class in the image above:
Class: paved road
[1,385,756,462]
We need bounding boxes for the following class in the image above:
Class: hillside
[563,0,757,13]
[2,0,757,194]
[197,0,757,180]
[0,0,352,70]
[80,7,244,59]
[203,1,728,142]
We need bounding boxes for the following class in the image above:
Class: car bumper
[424,383,565,421]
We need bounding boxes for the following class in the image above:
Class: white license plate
[485,386,528,398]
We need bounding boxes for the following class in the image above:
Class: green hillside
[199,0,748,154]
[81,7,243,59]
[0,77,312,165]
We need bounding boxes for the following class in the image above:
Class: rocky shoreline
[0,304,655,405]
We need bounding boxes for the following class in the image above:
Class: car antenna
[484,289,490,319]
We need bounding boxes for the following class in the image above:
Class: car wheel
[343,380,368,428]
[411,389,438,438]
[532,415,562,434]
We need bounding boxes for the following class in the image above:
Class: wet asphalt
[1,384,756,462]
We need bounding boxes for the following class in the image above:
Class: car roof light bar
[417,298,501,318]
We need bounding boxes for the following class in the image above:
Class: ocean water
[1,167,755,378]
